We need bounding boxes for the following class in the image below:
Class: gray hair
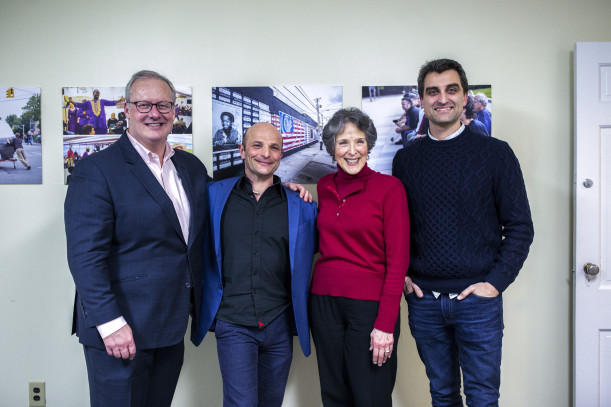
[322,107,377,159]
[474,93,488,107]
[125,70,176,104]
[464,96,477,119]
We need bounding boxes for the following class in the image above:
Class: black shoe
[27,166,31,170]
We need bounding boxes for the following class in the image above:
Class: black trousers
[310,294,400,407]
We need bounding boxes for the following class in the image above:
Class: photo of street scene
[362,85,492,175]
[212,86,342,182]
[0,87,41,184]
[62,86,193,185]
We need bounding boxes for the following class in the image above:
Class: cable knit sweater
[311,165,409,333]
[392,127,534,294]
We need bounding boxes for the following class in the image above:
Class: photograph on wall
[362,85,492,175]
[62,86,193,185]
[212,86,342,183]
[0,87,42,184]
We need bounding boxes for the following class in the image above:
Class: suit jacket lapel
[172,155,196,248]
[284,186,299,277]
[117,134,185,244]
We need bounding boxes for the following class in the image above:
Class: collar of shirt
[237,174,285,199]
[428,123,465,142]
[126,131,191,243]
[126,131,175,166]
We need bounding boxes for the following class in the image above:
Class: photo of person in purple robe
[75,89,125,135]
[66,102,78,134]
[77,106,90,134]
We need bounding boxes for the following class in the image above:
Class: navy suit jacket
[65,133,210,350]
[196,176,317,356]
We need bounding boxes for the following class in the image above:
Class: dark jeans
[406,290,503,407]
[215,309,293,407]
[310,294,399,407]
[83,340,184,407]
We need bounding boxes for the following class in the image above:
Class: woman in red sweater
[310,108,410,406]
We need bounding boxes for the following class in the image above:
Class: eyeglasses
[128,101,174,114]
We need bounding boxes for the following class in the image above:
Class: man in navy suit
[65,70,210,407]
[198,122,317,407]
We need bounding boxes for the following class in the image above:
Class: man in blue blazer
[65,70,210,407]
[197,122,317,407]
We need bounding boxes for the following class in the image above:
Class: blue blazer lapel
[284,186,300,277]
[211,177,240,272]
[117,135,185,244]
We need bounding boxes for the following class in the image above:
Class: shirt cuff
[96,316,127,339]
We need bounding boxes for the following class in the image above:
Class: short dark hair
[125,70,176,104]
[82,124,94,135]
[417,58,469,99]
[221,112,234,123]
[322,107,377,159]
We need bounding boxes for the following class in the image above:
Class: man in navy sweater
[392,59,534,406]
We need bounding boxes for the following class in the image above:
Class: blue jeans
[406,290,503,407]
[215,309,293,407]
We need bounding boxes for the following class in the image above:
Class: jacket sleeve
[65,158,122,328]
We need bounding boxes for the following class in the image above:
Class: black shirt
[407,106,420,130]
[10,136,24,149]
[216,175,291,327]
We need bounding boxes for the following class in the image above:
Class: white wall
[1,0,610,405]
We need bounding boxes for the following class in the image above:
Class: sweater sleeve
[374,178,410,332]
[485,142,534,292]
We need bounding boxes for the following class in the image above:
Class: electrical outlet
[28,382,45,407]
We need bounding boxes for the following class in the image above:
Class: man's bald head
[242,122,283,148]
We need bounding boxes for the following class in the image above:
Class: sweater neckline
[424,126,473,147]
[333,164,373,200]
[334,163,373,181]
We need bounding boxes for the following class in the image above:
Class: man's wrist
[96,316,127,339]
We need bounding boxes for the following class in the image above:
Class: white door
[574,41,611,407]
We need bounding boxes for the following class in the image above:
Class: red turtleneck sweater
[311,165,410,332]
